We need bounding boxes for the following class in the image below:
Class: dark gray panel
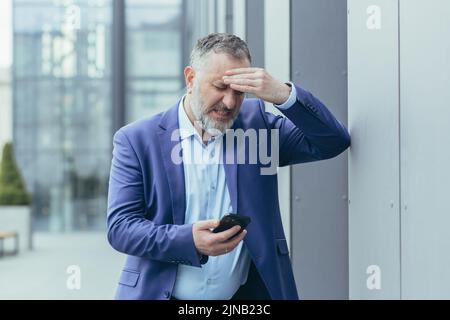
[112,0,126,132]
[226,0,233,33]
[291,0,349,299]
[245,0,264,68]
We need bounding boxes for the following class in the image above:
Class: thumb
[195,219,220,230]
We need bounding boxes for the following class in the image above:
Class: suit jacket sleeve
[263,84,351,166]
[106,129,204,267]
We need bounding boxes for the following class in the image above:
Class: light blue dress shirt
[172,84,296,300]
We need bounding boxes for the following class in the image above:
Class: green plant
[0,143,31,206]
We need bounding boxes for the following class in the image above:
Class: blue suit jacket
[107,84,351,300]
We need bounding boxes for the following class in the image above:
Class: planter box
[0,206,32,252]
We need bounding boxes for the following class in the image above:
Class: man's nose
[222,91,238,109]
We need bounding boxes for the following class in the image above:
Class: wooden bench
[0,231,19,257]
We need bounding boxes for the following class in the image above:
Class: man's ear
[184,66,195,93]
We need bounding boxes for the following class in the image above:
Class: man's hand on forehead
[222,68,291,105]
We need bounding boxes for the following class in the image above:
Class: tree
[0,143,31,206]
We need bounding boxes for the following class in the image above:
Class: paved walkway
[0,232,126,300]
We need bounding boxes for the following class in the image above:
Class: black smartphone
[212,213,251,234]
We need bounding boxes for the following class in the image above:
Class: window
[126,0,185,122]
[13,0,113,231]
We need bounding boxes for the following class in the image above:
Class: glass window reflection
[13,0,112,231]
[126,0,185,122]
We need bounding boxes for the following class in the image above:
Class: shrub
[0,143,31,206]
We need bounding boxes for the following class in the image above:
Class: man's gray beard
[190,86,237,136]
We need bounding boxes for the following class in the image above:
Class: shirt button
[207,279,212,284]
[211,185,216,190]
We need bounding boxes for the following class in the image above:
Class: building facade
[0,67,12,156]
[13,0,113,231]
[12,0,232,232]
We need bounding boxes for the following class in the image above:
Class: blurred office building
[0,68,12,155]
[11,0,236,232]
[11,0,192,231]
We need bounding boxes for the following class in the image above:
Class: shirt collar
[178,96,224,143]
[178,96,198,141]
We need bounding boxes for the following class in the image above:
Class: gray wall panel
[291,0,348,299]
[348,0,401,299]
[400,0,450,299]
[246,0,265,68]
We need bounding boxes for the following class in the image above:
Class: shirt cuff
[274,82,297,110]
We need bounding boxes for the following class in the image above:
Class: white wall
[399,0,450,299]
[233,0,246,40]
[264,0,291,248]
[349,0,450,299]
[348,0,401,299]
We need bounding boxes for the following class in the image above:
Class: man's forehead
[206,72,227,82]
[201,71,226,83]
[201,53,250,79]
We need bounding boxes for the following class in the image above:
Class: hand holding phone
[212,213,251,234]
[193,215,250,257]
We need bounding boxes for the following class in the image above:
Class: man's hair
[190,33,252,71]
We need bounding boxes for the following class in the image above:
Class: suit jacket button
[164,291,171,298]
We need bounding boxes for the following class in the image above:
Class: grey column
[245,0,264,68]
[290,0,349,299]
[112,0,126,131]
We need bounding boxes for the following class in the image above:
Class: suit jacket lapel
[157,100,186,225]
[223,119,241,215]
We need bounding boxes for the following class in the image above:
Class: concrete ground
[0,232,126,300]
